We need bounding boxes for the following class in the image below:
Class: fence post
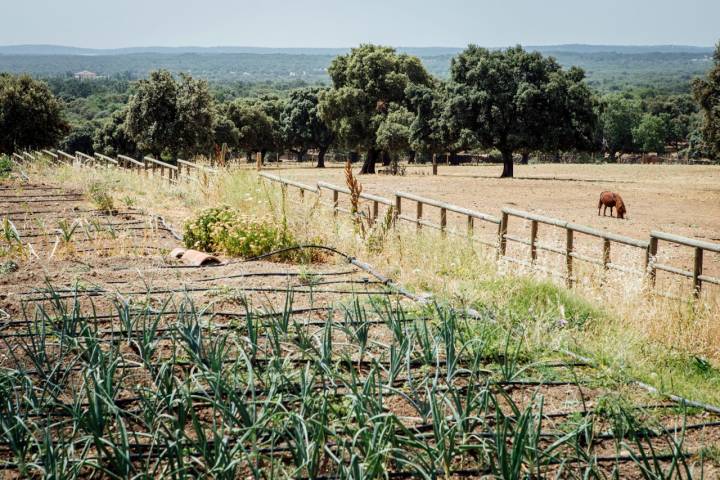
[467,215,474,237]
[647,236,658,287]
[394,194,401,226]
[256,152,262,171]
[602,238,611,271]
[565,228,574,288]
[693,247,703,298]
[498,211,508,258]
[432,154,438,176]
[416,201,423,231]
[372,201,379,224]
[529,220,538,263]
[440,208,447,234]
[332,190,339,217]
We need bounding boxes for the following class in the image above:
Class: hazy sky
[2,0,717,48]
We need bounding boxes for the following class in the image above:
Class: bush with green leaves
[0,155,11,178]
[183,206,295,258]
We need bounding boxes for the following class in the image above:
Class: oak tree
[447,45,596,177]
[0,74,68,154]
[318,45,432,173]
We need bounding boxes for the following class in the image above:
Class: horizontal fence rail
[9,149,217,187]
[649,231,720,297]
[259,172,720,300]
[117,154,144,169]
[94,153,118,166]
[500,208,650,287]
[395,191,501,247]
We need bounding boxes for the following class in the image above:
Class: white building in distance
[74,71,98,81]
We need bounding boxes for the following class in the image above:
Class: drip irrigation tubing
[104,268,361,285]
[0,194,84,200]
[0,306,335,325]
[0,198,87,204]
[15,285,396,302]
[11,278,381,297]
[15,225,177,239]
[560,349,720,416]
[2,208,142,217]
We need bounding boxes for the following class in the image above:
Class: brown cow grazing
[598,191,627,219]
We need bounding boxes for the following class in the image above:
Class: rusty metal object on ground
[180,249,220,266]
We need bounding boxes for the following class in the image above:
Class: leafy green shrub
[183,206,297,259]
[0,156,12,179]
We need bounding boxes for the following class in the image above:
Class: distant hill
[0,44,713,93]
[0,44,713,56]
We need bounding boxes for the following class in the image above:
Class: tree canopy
[599,94,642,156]
[446,45,597,177]
[693,43,720,158]
[94,108,140,158]
[632,114,668,153]
[125,70,214,159]
[225,99,277,160]
[280,87,334,167]
[318,44,432,173]
[0,74,68,154]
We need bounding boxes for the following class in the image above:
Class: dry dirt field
[273,162,720,289]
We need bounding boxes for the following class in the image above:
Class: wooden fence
[259,172,720,299]
[12,149,217,187]
[500,208,650,288]
[649,231,720,296]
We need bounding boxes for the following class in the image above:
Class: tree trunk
[500,149,514,178]
[520,151,530,165]
[246,151,252,163]
[316,147,326,168]
[360,148,378,174]
[381,150,391,166]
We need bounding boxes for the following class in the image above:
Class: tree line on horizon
[1,43,719,177]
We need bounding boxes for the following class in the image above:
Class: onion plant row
[0,286,707,479]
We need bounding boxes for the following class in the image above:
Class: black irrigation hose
[73,246,167,253]
[0,193,83,199]
[0,312,411,338]
[0,307,335,326]
[2,208,141,217]
[0,185,61,190]
[0,310,411,333]
[561,349,720,416]
[15,226,177,239]
[0,198,87,204]
[104,268,361,285]
[10,279,379,297]
[11,219,149,233]
[16,285,395,302]
[3,368,594,419]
